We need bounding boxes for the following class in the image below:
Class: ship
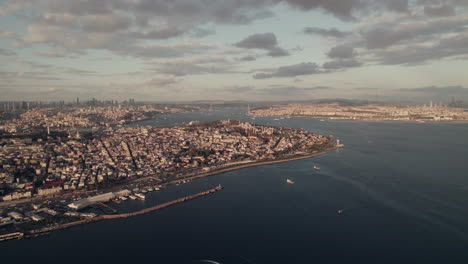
[313,165,321,171]
[286,179,295,184]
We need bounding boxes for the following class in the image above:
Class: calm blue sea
[2,109,468,264]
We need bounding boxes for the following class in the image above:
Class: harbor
[23,185,223,238]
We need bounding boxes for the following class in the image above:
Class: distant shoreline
[250,115,468,124]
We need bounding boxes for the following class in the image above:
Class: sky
[1,0,468,102]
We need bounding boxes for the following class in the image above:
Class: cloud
[144,78,179,87]
[303,27,350,38]
[0,30,17,39]
[253,62,321,79]
[328,44,356,58]
[0,48,16,56]
[258,85,333,96]
[225,86,254,93]
[362,15,468,49]
[401,85,468,94]
[238,55,257,61]
[235,33,289,57]
[128,27,186,40]
[376,33,468,65]
[323,58,362,69]
[149,57,232,76]
[117,43,215,59]
[80,14,132,32]
[424,4,456,17]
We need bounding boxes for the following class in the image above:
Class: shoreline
[0,145,341,207]
[169,145,343,185]
[2,145,342,241]
[250,115,468,124]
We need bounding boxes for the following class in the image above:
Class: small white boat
[135,193,145,200]
[313,165,321,171]
[128,195,137,200]
[286,179,295,184]
[338,209,344,214]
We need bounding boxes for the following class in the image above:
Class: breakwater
[24,185,223,238]
[100,185,222,220]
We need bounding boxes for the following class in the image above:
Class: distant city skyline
[1,0,468,102]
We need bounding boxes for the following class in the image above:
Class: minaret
[47,126,50,135]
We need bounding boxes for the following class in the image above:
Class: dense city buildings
[0,117,336,238]
[250,103,468,121]
[0,104,200,133]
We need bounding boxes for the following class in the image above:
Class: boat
[286,179,295,184]
[128,195,137,200]
[337,209,344,214]
[120,197,128,201]
[320,119,325,122]
[313,165,321,171]
[135,193,145,200]
[155,187,160,191]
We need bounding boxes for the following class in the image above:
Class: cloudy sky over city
[1,0,468,102]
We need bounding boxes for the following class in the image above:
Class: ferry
[313,165,321,171]
[286,179,295,184]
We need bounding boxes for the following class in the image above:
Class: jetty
[25,185,223,237]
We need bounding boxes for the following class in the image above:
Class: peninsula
[0,120,340,240]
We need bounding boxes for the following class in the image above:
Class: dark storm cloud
[235,33,290,57]
[424,4,456,16]
[253,62,321,79]
[303,27,350,38]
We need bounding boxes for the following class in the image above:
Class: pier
[91,202,117,214]
[0,232,24,242]
[24,185,223,238]
[100,185,223,220]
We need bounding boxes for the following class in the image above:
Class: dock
[90,202,117,214]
